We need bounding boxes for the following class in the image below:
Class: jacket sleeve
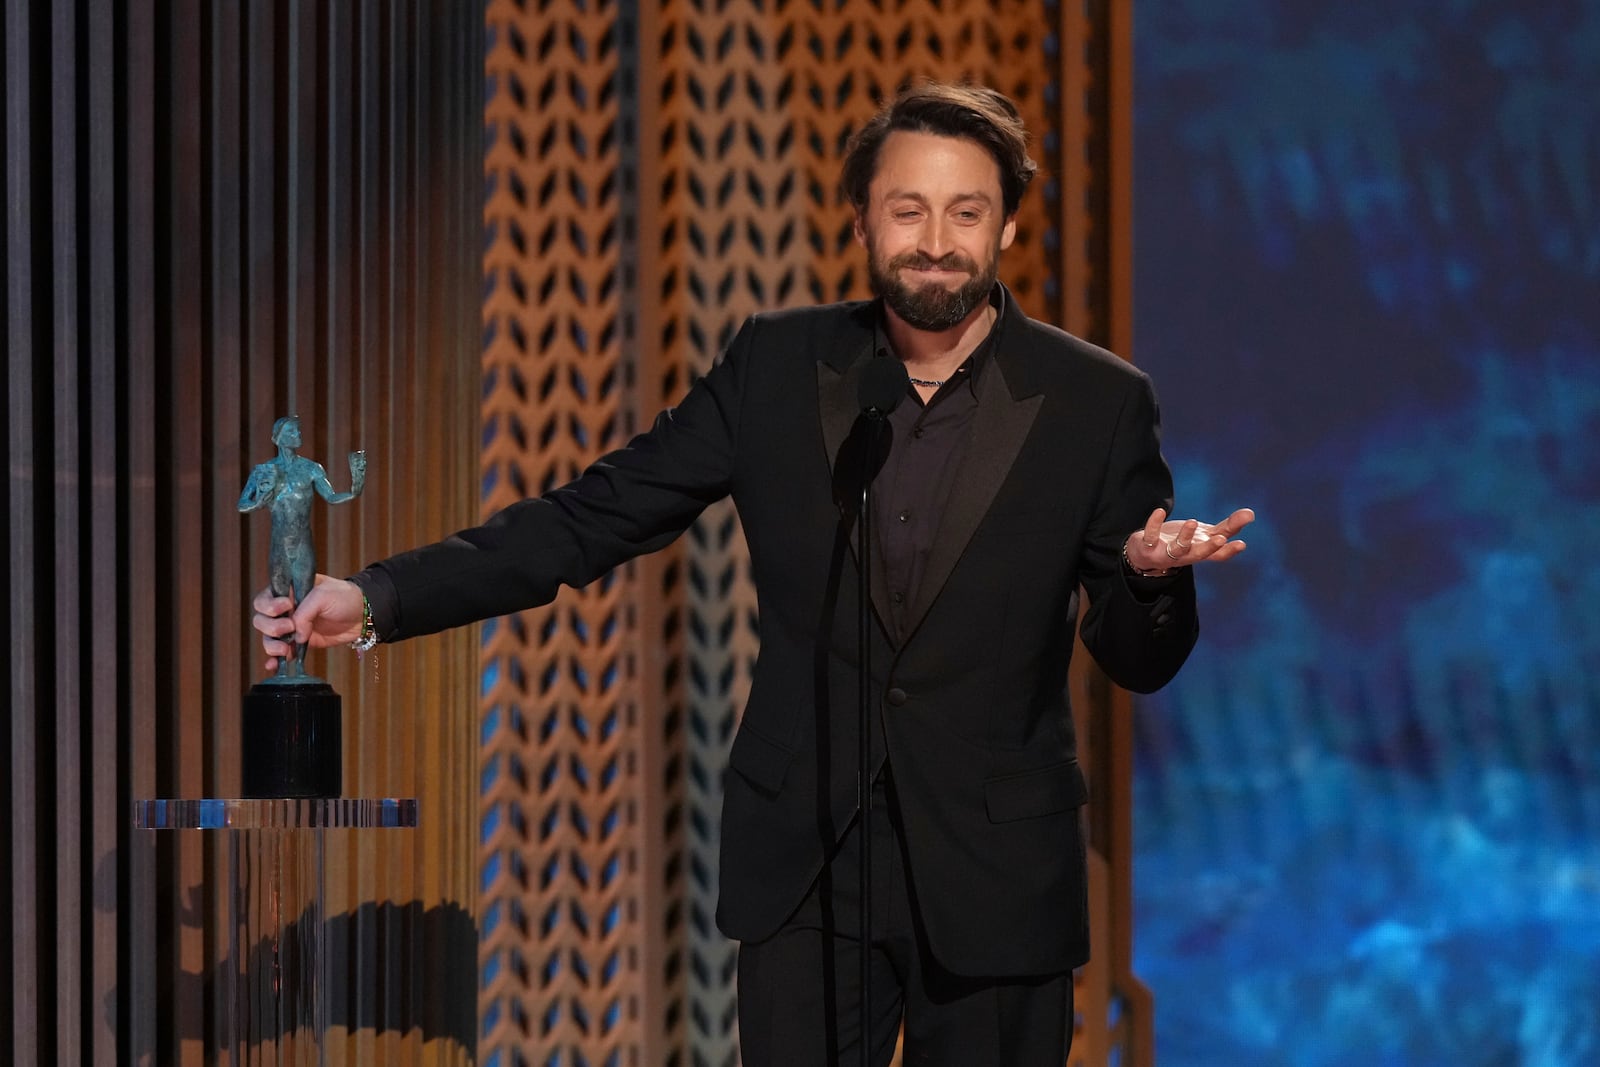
[1075,369,1199,693]
[355,316,760,641]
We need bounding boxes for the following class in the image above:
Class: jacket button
[886,687,908,706]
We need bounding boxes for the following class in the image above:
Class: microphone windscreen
[858,357,909,415]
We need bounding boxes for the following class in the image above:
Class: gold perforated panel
[480,1,652,1061]
[481,3,1143,1064]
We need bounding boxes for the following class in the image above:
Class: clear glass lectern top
[134,797,417,830]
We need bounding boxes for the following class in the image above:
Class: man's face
[275,419,302,449]
[854,130,1017,332]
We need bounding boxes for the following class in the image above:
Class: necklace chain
[908,375,947,388]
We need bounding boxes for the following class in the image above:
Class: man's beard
[868,247,998,332]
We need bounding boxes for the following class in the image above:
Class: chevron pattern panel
[481,2,1138,1064]
[481,1,651,1063]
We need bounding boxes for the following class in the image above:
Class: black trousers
[737,772,1074,1067]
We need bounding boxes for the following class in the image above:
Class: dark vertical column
[3,0,42,1057]
[48,2,86,1060]
[84,0,121,1059]
[123,4,159,1062]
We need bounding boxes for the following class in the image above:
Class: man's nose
[917,216,953,259]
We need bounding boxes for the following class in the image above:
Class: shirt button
[891,591,905,604]
[886,688,908,707]
[898,511,911,523]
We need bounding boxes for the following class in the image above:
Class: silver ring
[1164,541,1183,560]
[1143,540,1157,549]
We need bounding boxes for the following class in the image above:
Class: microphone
[833,357,906,513]
[858,356,909,417]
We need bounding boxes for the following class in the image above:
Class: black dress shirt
[870,312,999,645]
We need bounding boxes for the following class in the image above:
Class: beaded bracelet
[350,594,380,654]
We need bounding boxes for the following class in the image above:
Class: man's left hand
[1125,507,1255,573]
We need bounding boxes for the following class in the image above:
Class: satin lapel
[902,356,1042,642]
[817,358,860,481]
[817,355,899,640]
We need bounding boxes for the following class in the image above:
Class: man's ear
[1000,214,1018,251]
[853,211,868,248]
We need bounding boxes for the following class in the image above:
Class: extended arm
[312,451,367,504]
[1076,373,1202,692]
[255,315,760,662]
[360,329,750,640]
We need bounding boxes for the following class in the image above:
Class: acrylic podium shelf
[135,798,418,1066]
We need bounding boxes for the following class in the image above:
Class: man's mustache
[889,252,978,273]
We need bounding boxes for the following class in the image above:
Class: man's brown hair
[840,81,1038,217]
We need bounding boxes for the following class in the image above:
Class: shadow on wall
[111,896,478,1059]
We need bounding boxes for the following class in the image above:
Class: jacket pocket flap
[984,760,1088,823]
[727,724,794,797]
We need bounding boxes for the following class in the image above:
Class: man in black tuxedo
[255,82,1253,1066]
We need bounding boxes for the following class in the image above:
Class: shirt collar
[874,283,1006,398]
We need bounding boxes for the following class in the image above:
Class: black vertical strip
[350,0,369,448]
[74,2,97,1049]
[349,0,373,1032]
[47,0,83,1055]
[73,0,95,1053]
[289,0,323,440]
[120,2,157,1056]
[237,0,258,564]
[273,0,289,384]
[110,0,132,1058]
[197,7,216,1053]
[312,1,330,425]
[0,0,16,1059]
[193,3,214,807]
[83,0,121,1050]
[389,0,409,1015]
[324,0,359,591]
[31,2,57,1056]
[395,7,416,1031]
[148,3,174,1061]
[149,0,172,784]
[195,0,214,811]
[238,1,252,416]
[198,0,215,789]
[373,0,391,418]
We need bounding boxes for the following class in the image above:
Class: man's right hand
[252,575,366,672]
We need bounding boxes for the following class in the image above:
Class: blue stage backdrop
[1131,3,1599,1064]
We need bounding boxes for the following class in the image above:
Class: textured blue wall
[1132,2,1600,1064]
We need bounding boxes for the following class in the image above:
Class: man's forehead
[870,131,1001,189]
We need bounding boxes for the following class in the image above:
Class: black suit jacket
[360,285,1198,976]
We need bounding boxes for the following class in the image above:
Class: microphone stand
[857,416,879,1067]
[851,355,905,1066]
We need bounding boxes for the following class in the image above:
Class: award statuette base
[242,681,342,799]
